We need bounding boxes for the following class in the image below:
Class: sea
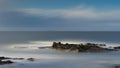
[0,31,120,68]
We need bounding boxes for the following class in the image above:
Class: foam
[7,40,120,50]
[0,41,120,68]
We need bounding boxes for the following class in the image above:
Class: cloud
[19,7,120,23]
[1,5,120,31]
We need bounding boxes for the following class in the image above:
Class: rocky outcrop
[27,58,35,61]
[112,65,120,68]
[0,56,35,65]
[0,57,14,65]
[114,46,120,50]
[0,56,10,60]
[52,42,114,52]
[0,56,25,60]
[38,46,51,49]
[0,60,13,65]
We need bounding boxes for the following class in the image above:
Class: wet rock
[52,42,113,52]
[0,60,14,65]
[27,58,35,61]
[0,56,25,60]
[12,58,24,60]
[0,56,36,65]
[112,65,120,68]
[0,56,11,60]
[114,46,120,50]
[0,56,25,65]
[38,46,51,49]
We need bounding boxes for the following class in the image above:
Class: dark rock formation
[0,56,25,60]
[0,56,11,60]
[12,58,24,60]
[112,65,120,68]
[38,46,51,49]
[0,56,35,65]
[52,42,113,52]
[0,60,13,65]
[0,56,14,65]
[114,46,120,50]
[27,58,35,61]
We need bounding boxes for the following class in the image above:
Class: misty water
[0,31,120,68]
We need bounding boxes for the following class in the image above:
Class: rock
[0,56,11,60]
[12,58,24,60]
[112,65,120,68]
[114,46,120,50]
[0,60,14,65]
[27,58,35,61]
[0,56,25,60]
[38,46,51,49]
[52,42,113,52]
[0,56,26,65]
[0,56,35,65]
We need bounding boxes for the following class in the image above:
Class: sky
[0,0,120,31]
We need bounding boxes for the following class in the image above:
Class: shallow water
[0,31,120,68]
[0,41,119,68]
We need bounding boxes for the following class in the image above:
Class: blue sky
[0,0,120,31]
[12,0,118,8]
[12,0,120,10]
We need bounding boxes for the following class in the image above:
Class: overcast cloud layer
[0,0,120,31]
